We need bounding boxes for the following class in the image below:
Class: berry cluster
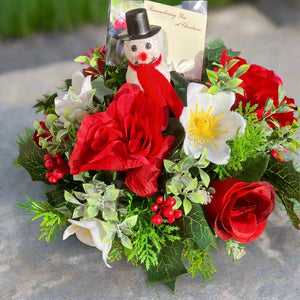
[151,196,182,225]
[44,153,70,183]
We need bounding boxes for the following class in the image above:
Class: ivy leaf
[146,240,187,291]
[183,198,192,215]
[263,157,300,229]
[17,138,48,183]
[92,77,114,103]
[264,157,299,202]
[170,71,189,106]
[183,203,217,250]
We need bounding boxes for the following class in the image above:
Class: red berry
[163,207,174,218]
[165,197,176,208]
[56,158,66,167]
[44,154,53,161]
[54,153,62,159]
[53,168,65,179]
[168,216,176,224]
[174,210,182,219]
[48,176,58,184]
[45,159,55,170]
[151,204,159,212]
[156,196,164,205]
[152,214,163,225]
[45,172,53,179]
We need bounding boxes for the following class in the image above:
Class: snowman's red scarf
[128,55,184,120]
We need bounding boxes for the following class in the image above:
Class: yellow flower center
[187,104,227,148]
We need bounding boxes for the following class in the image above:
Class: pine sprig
[17,195,70,242]
[183,240,216,280]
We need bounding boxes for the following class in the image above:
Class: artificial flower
[63,218,112,267]
[205,178,276,243]
[54,71,95,122]
[32,121,53,147]
[219,51,296,127]
[81,46,106,78]
[179,83,246,165]
[69,83,175,197]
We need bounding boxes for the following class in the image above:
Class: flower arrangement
[16,39,300,291]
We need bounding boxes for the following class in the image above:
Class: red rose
[69,83,175,197]
[33,121,53,148]
[219,51,296,127]
[205,178,276,243]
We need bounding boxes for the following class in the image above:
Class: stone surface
[1,2,300,299]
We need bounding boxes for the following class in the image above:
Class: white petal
[186,83,208,107]
[63,224,78,240]
[72,71,85,95]
[179,107,189,127]
[75,227,96,247]
[218,111,246,141]
[80,75,92,95]
[183,137,203,159]
[209,91,235,115]
[206,141,231,165]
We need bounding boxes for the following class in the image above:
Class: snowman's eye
[145,42,152,49]
[131,45,137,52]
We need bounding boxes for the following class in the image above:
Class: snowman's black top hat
[119,8,161,41]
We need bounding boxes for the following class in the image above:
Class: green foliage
[146,239,187,291]
[226,239,246,261]
[202,39,241,82]
[170,71,189,106]
[33,93,58,115]
[16,135,48,183]
[64,178,121,221]
[17,195,70,242]
[103,59,127,92]
[164,153,211,215]
[182,203,217,250]
[206,61,249,95]
[183,240,216,280]
[215,103,270,178]
[263,157,300,229]
[125,197,180,270]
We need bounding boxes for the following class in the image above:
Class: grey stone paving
[1,1,300,299]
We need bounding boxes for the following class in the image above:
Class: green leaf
[264,157,299,202]
[184,203,217,250]
[263,157,300,229]
[199,169,210,187]
[183,197,192,215]
[74,55,91,65]
[64,191,82,205]
[164,159,176,173]
[146,240,187,291]
[17,137,48,183]
[228,78,243,88]
[92,77,114,103]
[234,64,250,77]
[278,85,285,103]
[121,215,138,228]
[206,69,218,84]
[188,192,206,204]
[120,234,132,249]
[186,177,198,191]
[170,71,189,106]
[207,85,219,95]
[232,154,270,183]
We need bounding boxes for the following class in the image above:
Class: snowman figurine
[120,8,170,89]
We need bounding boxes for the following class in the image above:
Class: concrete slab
[1,3,300,299]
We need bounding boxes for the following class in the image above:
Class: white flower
[55,71,94,122]
[63,218,112,268]
[179,83,246,165]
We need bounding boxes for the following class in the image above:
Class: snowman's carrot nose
[138,52,148,62]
